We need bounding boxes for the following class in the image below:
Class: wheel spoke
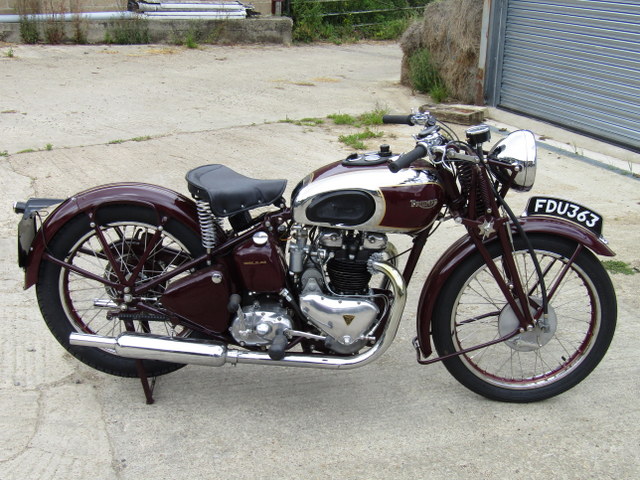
[60,219,197,342]
[446,244,604,390]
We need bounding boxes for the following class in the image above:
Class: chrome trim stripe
[292,168,440,232]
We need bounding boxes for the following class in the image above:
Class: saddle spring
[196,200,222,251]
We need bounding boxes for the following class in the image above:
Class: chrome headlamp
[488,130,537,192]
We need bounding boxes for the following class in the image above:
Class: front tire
[36,205,205,377]
[432,234,616,402]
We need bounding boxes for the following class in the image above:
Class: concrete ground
[1,43,639,480]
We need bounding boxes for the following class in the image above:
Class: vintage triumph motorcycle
[14,112,617,403]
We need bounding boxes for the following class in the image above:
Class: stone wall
[0,15,292,44]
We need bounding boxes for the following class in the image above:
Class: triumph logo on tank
[410,199,438,209]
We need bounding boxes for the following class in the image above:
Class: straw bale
[401,0,483,103]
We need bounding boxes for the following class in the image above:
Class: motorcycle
[14,112,617,403]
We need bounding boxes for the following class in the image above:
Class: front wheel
[432,234,616,402]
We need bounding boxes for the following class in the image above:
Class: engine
[296,227,388,294]
[228,225,393,355]
[290,225,391,354]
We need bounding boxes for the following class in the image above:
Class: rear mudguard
[416,216,615,358]
[20,183,201,289]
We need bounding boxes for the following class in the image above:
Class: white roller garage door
[488,0,640,150]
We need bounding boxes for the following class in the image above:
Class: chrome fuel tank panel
[292,162,443,233]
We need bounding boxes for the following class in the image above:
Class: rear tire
[36,205,205,377]
[432,234,616,402]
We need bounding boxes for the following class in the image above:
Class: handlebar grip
[382,114,414,126]
[388,144,428,172]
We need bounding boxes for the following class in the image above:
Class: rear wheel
[432,234,616,402]
[36,205,205,377]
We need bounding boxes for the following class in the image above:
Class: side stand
[135,360,156,405]
[124,320,156,404]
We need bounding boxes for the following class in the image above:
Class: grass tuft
[276,108,388,150]
[327,113,357,126]
[408,48,449,102]
[602,260,636,275]
[338,128,384,150]
[278,117,324,127]
[328,108,388,127]
[105,15,150,45]
[19,17,40,44]
[109,136,152,145]
[184,31,198,49]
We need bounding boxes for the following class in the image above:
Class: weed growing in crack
[602,260,636,275]
[109,136,153,145]
[338,129,384,150]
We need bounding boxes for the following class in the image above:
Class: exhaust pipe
[70,331,227,367]
[70,260,406,370]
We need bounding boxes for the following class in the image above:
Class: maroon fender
[415,215,615,358]
[22,183,201,289]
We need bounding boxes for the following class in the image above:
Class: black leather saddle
[185,164,287,217]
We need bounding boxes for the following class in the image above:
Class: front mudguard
[415,216,615,359]
[20,183,201,290]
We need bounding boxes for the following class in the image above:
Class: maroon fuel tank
[291,158,444,233]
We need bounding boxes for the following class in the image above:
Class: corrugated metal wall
[490,0,640,150]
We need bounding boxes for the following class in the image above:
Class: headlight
[488,130,537,192]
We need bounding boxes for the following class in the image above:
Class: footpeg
[268,330,287,361]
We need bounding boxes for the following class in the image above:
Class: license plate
[525,196,603,236]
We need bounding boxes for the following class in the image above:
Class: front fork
[415,215,581,366]
[463,211,586,338]
[459,164,546,332]
[464,216,538,330]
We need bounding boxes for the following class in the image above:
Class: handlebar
[388,144,428,173]
[383,112,448,172]
[382,114,415,126]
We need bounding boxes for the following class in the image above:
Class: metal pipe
[70,331,227,367]
[70,260,407,370]
[136,2,247,12]
[0,9,246,23]
[70,333,118,350]
[142,12,246,18]
[0,12,134,23]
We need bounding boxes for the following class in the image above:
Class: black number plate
[525,196,603,236]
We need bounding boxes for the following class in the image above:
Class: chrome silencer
[69,332,227,367]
